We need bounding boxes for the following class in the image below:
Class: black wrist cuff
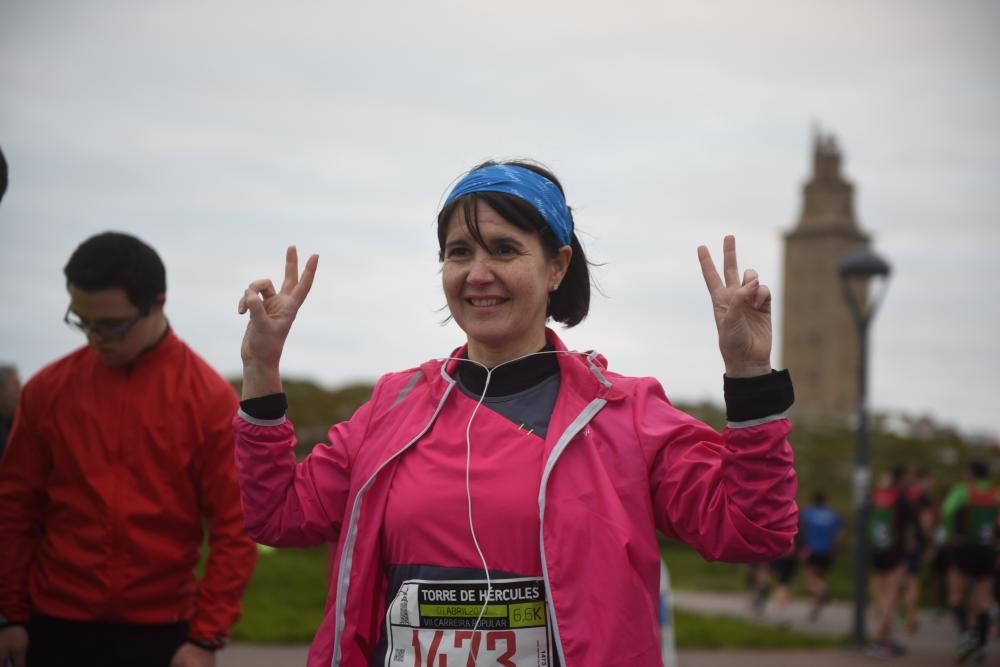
[723,369,794,422]
[187,636,226,652]
[240,393,288,420]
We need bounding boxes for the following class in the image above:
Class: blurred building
[781,131,872,417]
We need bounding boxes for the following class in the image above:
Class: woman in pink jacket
[234,160,798,667]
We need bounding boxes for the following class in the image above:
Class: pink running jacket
[233,330,798,666]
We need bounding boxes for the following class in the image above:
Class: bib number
[385,578,551,667]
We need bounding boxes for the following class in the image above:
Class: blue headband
[443,164,574,247]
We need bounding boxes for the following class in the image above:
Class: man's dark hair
[969,460,990,480]
[437,159,592,327]
[64,232,166,311]
[812,490,826,505]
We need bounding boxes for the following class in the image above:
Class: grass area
[661,539,857,601]
[673,609,843,649]
[232,546,329,643]
[661,541,749,594]
[232,545,843,649]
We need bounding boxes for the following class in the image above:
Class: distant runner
[799,490,842,621]
[867,467,914,659]
[942,460,998,663]
[901,467,934,635]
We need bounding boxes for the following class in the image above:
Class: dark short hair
[437,160,591,327]
[812,490,826,505]
[969,460,989,480]
[64,232,166,311]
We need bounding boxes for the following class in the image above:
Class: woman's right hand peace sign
[238,246,318,397]
[697,235,773,378]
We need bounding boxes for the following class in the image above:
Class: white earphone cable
[435,349,590,662]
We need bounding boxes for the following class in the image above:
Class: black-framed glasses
[63,306,147,340]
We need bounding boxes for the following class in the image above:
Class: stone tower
[781,130,871,416]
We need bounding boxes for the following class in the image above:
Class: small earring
[551,283,560,292]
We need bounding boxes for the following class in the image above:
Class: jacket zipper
[537,397,608,667]
[331,372,455,667]
[332,354,611,666]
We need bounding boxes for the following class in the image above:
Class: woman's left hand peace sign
[237,245,319,370]
[698,235,773,378]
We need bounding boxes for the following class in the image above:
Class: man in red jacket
[0,232,257,667]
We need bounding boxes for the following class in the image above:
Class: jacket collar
[419,328,620,404]
[85,326,181,376]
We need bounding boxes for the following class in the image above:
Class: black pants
[27,615,187,667]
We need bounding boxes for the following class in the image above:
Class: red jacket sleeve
[187,386,258,644]
[0,382,50,623]
[636,378,798,562]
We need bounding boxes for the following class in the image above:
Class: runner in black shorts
[765,543,798,624]
[901,467,934,634]
[867,468,913,659]
[942,461,998,663]
[800,491,842,621]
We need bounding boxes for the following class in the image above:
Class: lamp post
[838,245,891,649]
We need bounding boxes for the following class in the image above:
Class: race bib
[384,577,552,667]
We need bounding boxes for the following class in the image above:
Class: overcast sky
[2,1,998,437]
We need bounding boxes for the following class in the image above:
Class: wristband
[240,392,288,420]
[723,369,794,421]
[187,636,227,652]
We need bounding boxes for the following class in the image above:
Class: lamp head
[838,246,891,280]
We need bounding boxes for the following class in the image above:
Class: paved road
[220,644,308,666]
[220,645,956,667]
[220,590,973,665]
[672,589,956,655]
[671,589,962,664]
[220,645,955,666]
